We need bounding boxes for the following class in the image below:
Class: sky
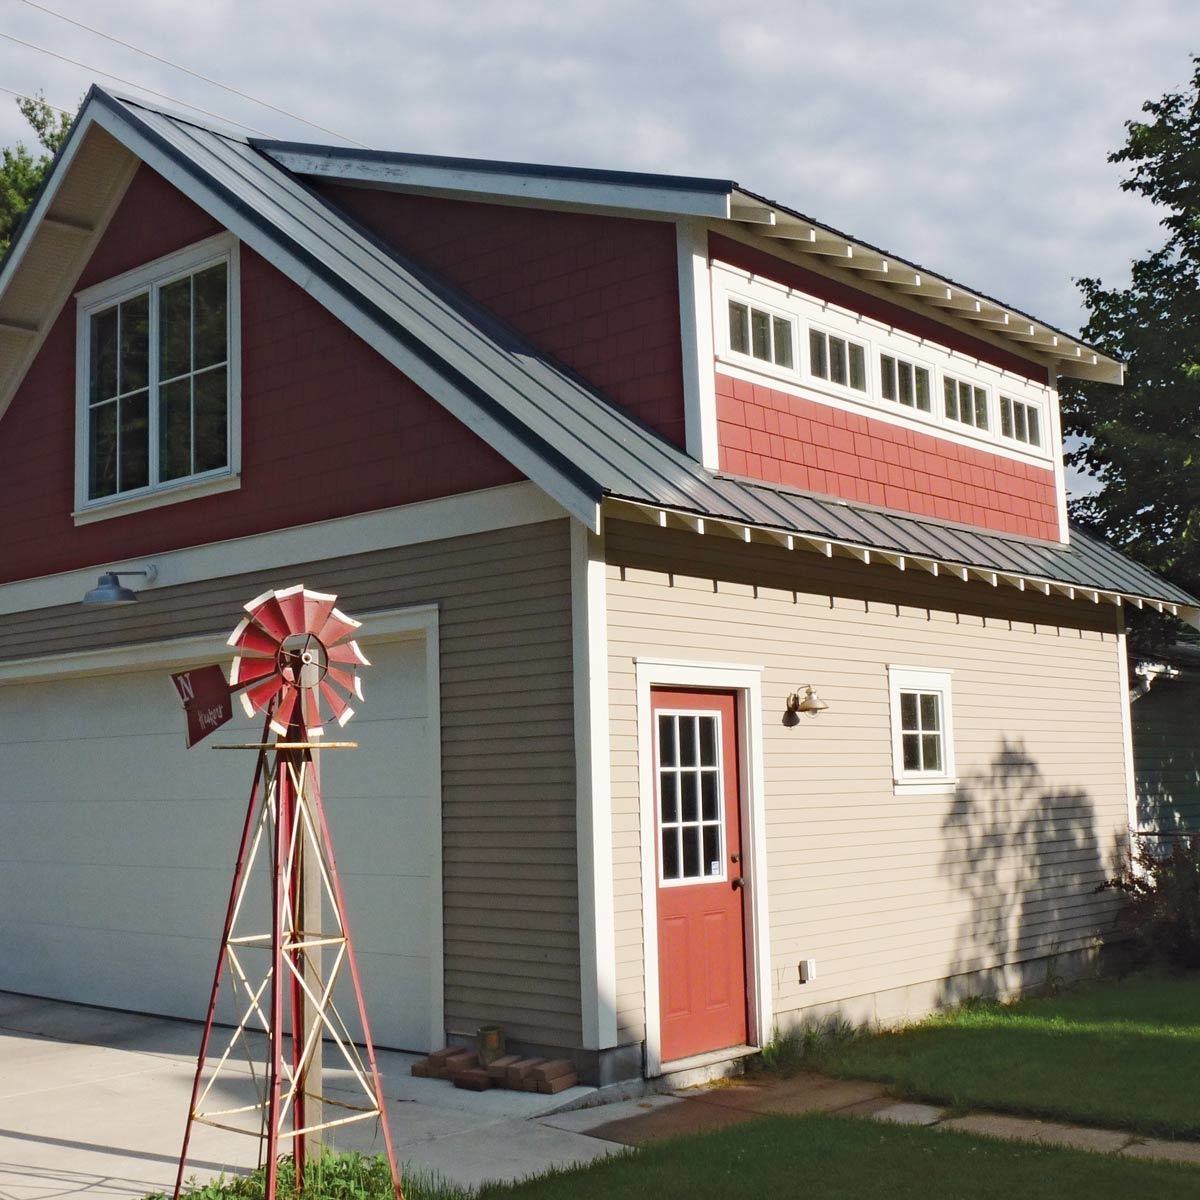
[0,0,1196,469]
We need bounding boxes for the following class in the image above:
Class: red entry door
[653,689,748,1063]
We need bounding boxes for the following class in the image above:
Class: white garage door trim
[0,601,445,1051]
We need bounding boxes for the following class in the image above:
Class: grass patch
[160,1118,1200,1200]
[816,971,1200,1139]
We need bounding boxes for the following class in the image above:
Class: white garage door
[0,633,438,1052]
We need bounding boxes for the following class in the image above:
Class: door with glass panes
[652,689,748,1062]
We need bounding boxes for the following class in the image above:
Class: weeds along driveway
[0,992,613,1198]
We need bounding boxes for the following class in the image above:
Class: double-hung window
[76,234,239,518]
[887,666,956,794]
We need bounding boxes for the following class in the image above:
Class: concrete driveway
[0,992,626,1198]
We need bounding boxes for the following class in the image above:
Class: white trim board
[677,221,718,469]
[0,481,564,616]
[571,519,618,1050]
[633,657,770,1078]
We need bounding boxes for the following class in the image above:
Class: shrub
[1099,834,1200,968]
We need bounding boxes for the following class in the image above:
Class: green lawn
[816,971,1200,1139]
[170,1117,1200,1200]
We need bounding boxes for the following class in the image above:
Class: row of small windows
[725,297,1043,450]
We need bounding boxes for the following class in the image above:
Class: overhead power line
[0,28,273,136]
[19,0,369,148]
[0,82,72,116]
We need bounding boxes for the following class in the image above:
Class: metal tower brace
[172,711,403,1200]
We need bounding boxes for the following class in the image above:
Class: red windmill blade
[227,586,370,739]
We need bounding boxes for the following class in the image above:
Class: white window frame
[887,665,957,795]
[999,393,1044,449]
[74,232,241,524]
[710,261,1055,469]
[720,288,800,379]
[942,372,991,433]
[654,707,729,888]
[806,320,870,398]
[879,348,936,414]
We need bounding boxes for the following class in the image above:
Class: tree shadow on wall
[936,738,1118,1007]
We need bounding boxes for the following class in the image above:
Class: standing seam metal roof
[74,91,1198,611]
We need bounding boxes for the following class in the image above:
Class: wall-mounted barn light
[786,684,828,717]
[81,564,158,606]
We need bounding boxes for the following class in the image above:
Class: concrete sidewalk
[0,992,616,1198]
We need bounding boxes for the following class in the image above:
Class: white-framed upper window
[1000,394,1042,447]
[809,327,868,392]
[887,666,956,795]
[944,374,989,431]
[710,261,1055,466]
[880,352,932,413]
[727,297,796,370]
[75,233,240,519]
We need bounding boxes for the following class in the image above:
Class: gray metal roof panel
[87,91,1193,610]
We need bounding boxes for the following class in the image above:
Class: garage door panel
[336,948,432,1048]
[0,635,437,1053]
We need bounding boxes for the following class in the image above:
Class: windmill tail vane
[172,586,402,1200]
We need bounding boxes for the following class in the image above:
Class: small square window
[1000,395,1042,447]
[888,666,956,793]
[944,374,989,431]
[881,353,932,412]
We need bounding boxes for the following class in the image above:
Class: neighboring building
[1131,644,1200,837]
[0,87,1195,1085]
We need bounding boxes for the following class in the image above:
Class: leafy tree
[0,93,73,259]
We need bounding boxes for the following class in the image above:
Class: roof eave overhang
[603,496,1197,619]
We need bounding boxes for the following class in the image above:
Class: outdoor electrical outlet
[799,959,817,983]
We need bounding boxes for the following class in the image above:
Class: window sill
[73,472,240,526]
[893,778,958,796]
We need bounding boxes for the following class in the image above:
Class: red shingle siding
[320,186,687,447]
[717,373,1060,542]
[710,233,1050,385]
[0,165,520,585]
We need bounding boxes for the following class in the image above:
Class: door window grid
[657,711,725,884]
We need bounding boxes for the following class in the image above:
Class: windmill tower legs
[173,733,403,1200]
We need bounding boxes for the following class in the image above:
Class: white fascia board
[264,149,732,220]
[86,104,604,533]
[0,480,563,616]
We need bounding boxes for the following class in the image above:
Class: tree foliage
[1062,58,1200,610]
[0,93,72,259]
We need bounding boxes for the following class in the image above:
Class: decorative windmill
[172,585,402,1200]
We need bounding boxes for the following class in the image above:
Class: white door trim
[0,601,445,1051]
[633,657,770,1077]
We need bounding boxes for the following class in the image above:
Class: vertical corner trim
[571,518,618,1050]
[1115,610,1137,844]
[677,220,719,470]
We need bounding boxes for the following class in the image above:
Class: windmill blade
[269,688,299,738]
[243,673,285,715]
[244,593,291,643]
[325,666,364,701]
[317,607,362,647]
[302,589,338,635]
[230,656,277,688]
[273,584,307,636]
[319,680,355,727]
[301,688,324,738]
[228,617,280,657]
[327,641,370,667]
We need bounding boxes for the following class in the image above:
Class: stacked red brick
[412,1048,578,1094]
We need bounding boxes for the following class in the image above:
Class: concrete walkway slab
[0,992,610,1198]
[1120,1138,1200,1165]
[873,1102,946,1126]
[940,1113,1132,1153]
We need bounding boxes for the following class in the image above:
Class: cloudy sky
[1,0,1196,334]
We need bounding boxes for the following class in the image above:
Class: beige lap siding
[606,519,1128,1045]
[0,518,580,1048]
